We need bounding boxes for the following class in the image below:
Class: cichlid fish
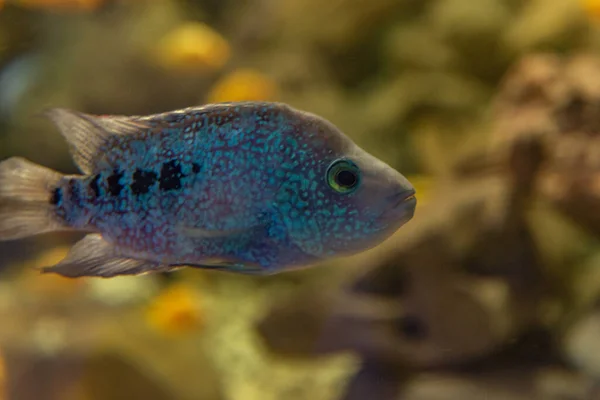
[0,102,416,278]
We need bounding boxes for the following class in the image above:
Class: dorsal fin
[44,108,150,174]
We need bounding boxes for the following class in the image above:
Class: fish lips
[376,189,417,226]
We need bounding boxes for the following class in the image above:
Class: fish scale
[0,101,416,278]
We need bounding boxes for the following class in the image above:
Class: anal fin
[42,234,168,278]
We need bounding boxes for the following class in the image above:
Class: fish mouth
[388,189,417,218]
[392,189,417,208]
[368,189,417,231]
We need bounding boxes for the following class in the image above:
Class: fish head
[274,107,416,262]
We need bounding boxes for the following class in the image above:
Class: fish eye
[326,159,360,194]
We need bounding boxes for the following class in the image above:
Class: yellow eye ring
[326,159,360,194]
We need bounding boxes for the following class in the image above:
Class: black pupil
[336,169,357,187]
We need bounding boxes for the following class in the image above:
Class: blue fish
[0,102,416,277]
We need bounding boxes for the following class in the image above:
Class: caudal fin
[0,157,64,240]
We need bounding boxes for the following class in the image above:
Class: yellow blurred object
[406,174,434,207]
[22,245,70,270]
[146,283,204,336]
[154,22,231,71]
[17,246,84,298]
[207,69,279,103]
[12,0,104,12]
[582,0,600,20]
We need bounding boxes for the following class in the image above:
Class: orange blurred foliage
[153,22,231,71]
[207,69,279,103]
[582,0,600,20]
[145,283,205,336]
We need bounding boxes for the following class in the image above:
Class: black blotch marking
[159,160,185,191]
[131,169,158,195]
[396,314,428,341]
[68,179,80,203]
[192,163,201,174]
[89,174,101,197]
[107,169,125,196]
[50,187,62,205]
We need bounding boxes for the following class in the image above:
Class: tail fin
[0,157,64,240]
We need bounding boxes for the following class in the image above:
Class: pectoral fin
[42,234,169,278]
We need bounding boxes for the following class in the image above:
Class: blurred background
[2,0,600,399]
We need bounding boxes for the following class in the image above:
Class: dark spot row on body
[159,160,186,191]
[107,169,125,196]
[131,169,158,195]
[93,161,204,198]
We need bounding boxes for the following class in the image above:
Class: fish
[0,101,416,278]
